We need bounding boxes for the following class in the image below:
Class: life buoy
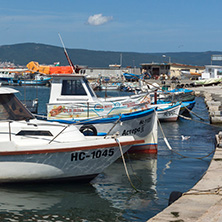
[79,125,97,136]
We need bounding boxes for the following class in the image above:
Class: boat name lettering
[163,110,176,117]
[94,104,113,109]
[63,108,84,113]
[71,148,114,161]
[139,117,151,125]
[122,125,144,136]
[122,102,136,108]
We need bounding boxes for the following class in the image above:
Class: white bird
[181,135,190,141]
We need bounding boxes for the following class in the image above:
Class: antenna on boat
[58,33,77,74]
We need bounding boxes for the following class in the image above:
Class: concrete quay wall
[148,134,222,222]
[191,85,222,124]
[147,85,222,221]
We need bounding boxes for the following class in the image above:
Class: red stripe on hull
[128,144,157,154]
[0,139,145,156]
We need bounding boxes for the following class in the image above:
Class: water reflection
[92,153,157,221]
[0,183,120,221]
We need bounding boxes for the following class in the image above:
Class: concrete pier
[191,85,222,124]
[147,84,222,221]
[148,133,222,222]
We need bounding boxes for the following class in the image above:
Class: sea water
[0,86,219,222]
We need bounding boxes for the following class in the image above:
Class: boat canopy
[26,61,73,75]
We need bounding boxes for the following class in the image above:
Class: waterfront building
[140,62,204,79]
[202,65,222,79]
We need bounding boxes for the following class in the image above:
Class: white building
[202,65,222,79]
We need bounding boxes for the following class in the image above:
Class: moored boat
[0,87,141,183]
[179,100,196,115]
[46,74,158,153]
[152,102,181,122]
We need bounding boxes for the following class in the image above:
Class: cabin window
[0,94,34,121]
[61,80,87,95]
[16,130,53,136]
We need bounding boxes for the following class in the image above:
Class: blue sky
[1,0,221,53]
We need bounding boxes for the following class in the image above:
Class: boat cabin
[49,74,99,104]
[0,87,34,121]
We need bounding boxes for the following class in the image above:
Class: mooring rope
[184,186,222,196]
[183,104,206,121]
[114,137,139,192]
[156,110,216,159]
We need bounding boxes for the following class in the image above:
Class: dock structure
[148,132,222,222]
[191,85,222,124]
[147,83,222,221]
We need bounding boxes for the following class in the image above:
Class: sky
[0,0,222,53]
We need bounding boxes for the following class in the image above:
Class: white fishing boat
[152,102,181,122]
[47,74,158,153]
[0,68,28,82]
[0,87,141,183]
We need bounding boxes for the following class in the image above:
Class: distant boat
[8,74,52,86]
[158,88,195,102]
[180,71,201,79]
[0,68,28,82]
[123,72,143,81]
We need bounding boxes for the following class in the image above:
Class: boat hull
[0,139,135,183]
[49,109,158,154]
[152,103,181,122]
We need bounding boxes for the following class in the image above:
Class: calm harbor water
[1,86,220,222]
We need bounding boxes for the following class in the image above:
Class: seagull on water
[181,135,190,141]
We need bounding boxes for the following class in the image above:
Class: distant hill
[0,43,221,67]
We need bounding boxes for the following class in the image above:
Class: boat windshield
[83,78,96,97]
[61,79,87,95]
[0,94,34,121]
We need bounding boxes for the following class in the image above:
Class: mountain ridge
[0,43,221,68]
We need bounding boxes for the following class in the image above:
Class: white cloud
[87,14,113,26]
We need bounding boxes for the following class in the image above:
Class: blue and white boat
[180,100,196,115]
[8,74,52,86]
[0,68,28,82]
[123,72,143,81]
[158,88,195,102]
[46,74,158,153]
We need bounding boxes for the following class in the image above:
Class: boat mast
[58,33,76,74]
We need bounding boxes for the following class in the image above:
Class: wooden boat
[0,87,141,183]
[47,74,158,153]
